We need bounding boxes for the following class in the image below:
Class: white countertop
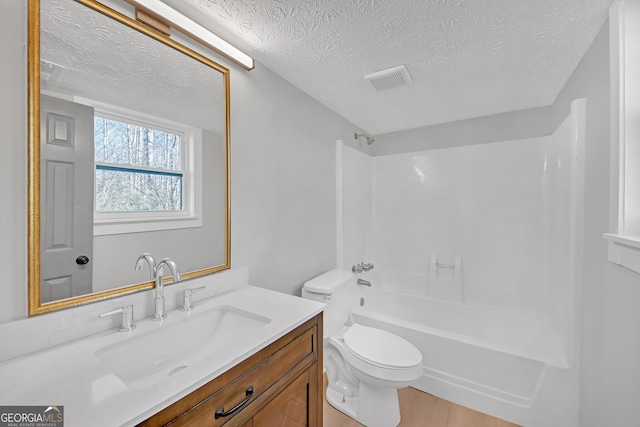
[0,286,324,426]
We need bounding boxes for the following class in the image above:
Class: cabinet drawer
[139,314,321,427]
[175,327,315,426]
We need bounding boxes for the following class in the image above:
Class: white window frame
[81,100,203,236]
[604,0,640,273]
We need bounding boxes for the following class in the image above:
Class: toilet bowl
[302,270,423,427]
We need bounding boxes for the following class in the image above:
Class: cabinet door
[253,369,312,427]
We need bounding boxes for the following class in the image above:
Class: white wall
[227,62,370,296]
[372,105,555,156]
[0,2,366,323]
[0,0,28,324]
[338,143,373,270]
[551,19,640,427]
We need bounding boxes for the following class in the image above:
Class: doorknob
[76,255,90,265]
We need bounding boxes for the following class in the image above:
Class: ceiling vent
[364,65,412,91]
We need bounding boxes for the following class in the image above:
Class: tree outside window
[94,115,184,213]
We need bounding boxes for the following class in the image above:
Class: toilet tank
[302,270,355,338]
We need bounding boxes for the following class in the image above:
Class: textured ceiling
[41,0,225,134]
[160,0,612,135]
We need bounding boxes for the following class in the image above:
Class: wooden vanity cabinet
[138,313,323,427]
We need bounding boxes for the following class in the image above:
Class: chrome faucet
[134,253,181,320]
[99,304,136,331]
[352,262,374,273]
[152,258,181,321]
[135,253,157,281]
[357,278,372,287]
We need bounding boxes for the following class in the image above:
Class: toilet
[302,270,423,427]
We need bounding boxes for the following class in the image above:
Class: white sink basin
[95,306,270,389]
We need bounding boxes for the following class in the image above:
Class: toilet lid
[343,324,422,369]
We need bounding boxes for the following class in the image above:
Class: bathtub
[349,288,568,424]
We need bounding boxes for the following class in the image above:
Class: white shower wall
[371,134,573,318]
[340,99,584,368]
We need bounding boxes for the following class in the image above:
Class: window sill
[94,215,202,236]
[604,233,640,274]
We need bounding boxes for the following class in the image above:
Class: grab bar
[436,262,456,269]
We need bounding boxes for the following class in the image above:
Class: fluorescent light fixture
[127,0,254,70]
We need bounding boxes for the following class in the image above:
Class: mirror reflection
[30,0,230,314]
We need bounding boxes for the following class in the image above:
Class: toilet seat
[343,324,422,370]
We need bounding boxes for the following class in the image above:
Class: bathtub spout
[357,278,372,287]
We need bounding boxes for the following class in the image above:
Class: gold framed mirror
[28,0,230,315]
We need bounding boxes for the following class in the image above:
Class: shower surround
[337,99,585,427]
